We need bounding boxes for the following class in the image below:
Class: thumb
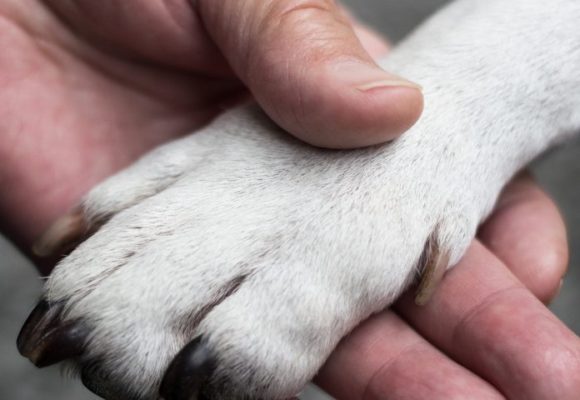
[196,0,423,148]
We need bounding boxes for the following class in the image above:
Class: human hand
[316,173,580,399]
[0,0,421,261]
[3,1,577,399]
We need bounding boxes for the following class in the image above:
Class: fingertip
[354,83,424,145]
[478,173,569,303]
[311,86,423,148]
[259,70,424,149]
[531,240,569,304]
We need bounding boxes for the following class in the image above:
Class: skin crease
[0,0,576,398]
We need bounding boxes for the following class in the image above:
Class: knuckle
[261,0,355,64]
[244,0,352,82]
[265,0,349,36]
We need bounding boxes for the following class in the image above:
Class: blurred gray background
[1,1,578,399]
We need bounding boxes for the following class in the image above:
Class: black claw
[17,300,50,353]
[17,299,86,367]
[33,321,87,367]
[160,337,216,400]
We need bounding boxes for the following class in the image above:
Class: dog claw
[160,337,216,400]
[17,300,51,353]
[32,208,87,257]
[17,300,86,367]
[17,300,57,358]
[415,235,450,306]
[32,322,87,367]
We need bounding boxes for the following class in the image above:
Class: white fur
[44,0,580,398]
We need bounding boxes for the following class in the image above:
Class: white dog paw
[18,0,580,397]
[18,105,481,399]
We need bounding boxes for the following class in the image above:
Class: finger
[196,0,423,149]
[396,241,580,400]
[478,172,569,303]
[315,311,504,400]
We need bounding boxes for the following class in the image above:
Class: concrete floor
[1,1,578,399]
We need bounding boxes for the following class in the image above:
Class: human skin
[0,1,577,398]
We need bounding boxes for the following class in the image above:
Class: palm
[0,0,242,251]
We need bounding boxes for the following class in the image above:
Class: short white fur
[44,0,580,398]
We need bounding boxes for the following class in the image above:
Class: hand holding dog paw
[0,0,419,258]
[3,1,579,399]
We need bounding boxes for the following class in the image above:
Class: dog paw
[18,104,485,399]
[18,0,580,396]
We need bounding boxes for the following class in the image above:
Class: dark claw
[17,300,60,360]
[17,300,87,367]
[160,337,216,400]
[17,300,52,354]
[32,321,87,367]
